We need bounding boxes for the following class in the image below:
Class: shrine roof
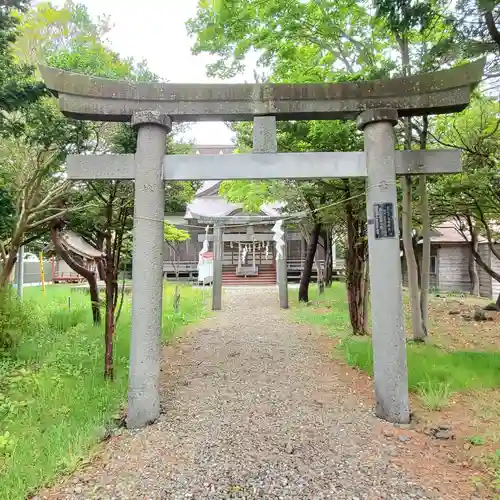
[44,230,104,259]
[196,180,221,196]
[40,59,485,122]
[422,220,500,244]
[185,197,279,220]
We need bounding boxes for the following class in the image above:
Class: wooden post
[212,223,223,311]
[16,246,24,298]
[252,239,256,271]
[39,252,46,295]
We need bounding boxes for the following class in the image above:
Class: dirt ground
[37,290,499,499]
[40,288,457,500]
[422,295,500,351]
[308,291,500,498]
[373,293,500,498]
[417,294,500,498]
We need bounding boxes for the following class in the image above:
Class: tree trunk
[315,254,325,295]
[484,9,500,52]
[362,258,370,334]
[104,229,115,379]
[95,233,106,280]
[466,218,500,304]
[0,249,17,288]
[298,223,321,303]
[322,229,333,287]
[345,186,368,335]
[419,174,430,333]
[402,176,426,341]
[104,258,115,379]
[412,233,422,289]
[51,226,101,325]
[345,239,366,335]
[418,112,431,333]
[469,234,480,296]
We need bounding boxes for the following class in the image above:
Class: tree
[13,0,114,67]
[164,223,190,280]
[188,2,381,328]
[0,1,127,292]
[453,0,500,84]
[0,146,72,287]
[430,96,500,307]
[0,90,92,288]
[187,0,387,79]
[374,0,459,341]
[0,0,46,137]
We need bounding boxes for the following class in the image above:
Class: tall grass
[294,284,500,402]
[0,284,207,500]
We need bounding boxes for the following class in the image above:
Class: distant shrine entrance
[41,59,485,429]
[163,175,287,286]
[164,176,343,289]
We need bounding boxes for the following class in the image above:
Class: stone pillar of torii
[40,59,484,428]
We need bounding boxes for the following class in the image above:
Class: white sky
[51,0,258,145]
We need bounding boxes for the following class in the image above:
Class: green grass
[416,379,451,410]
[293,284,500,397]
[467,435,486,446]
[0,284,207,500]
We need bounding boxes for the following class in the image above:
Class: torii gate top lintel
[39,58,485,123]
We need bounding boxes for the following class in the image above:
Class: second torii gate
[40,59,484,429]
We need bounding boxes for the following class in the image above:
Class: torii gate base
[40,61,483,429]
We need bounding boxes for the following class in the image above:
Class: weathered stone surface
[212,224,223,311]
[253,115,277,153]
[473,309,488,322]
[127,120,168,429]
[40,59,485,122]
[131,110,172,130]
[65,149,462,181]
[252,116,288,310]
[364,111,410,424]
[356,108,399,130]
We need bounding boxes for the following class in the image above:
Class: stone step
[222,281,276,286]
[222,276,276,280]
[222,282,276,286]
[222,272,276,276]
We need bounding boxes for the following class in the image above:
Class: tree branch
[484,9,500,51]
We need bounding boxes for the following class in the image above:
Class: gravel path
[44,287,439,500]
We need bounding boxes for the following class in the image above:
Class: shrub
[0,290,33,351]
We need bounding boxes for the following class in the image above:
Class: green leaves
[220,180,275,213]
[429,95,500,228]
[164,223,190,243]
[374,0,436,34]
[187,0,387,80]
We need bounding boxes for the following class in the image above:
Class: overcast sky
[52,0,258,145]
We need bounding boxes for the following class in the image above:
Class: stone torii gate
[40,59,484,429]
